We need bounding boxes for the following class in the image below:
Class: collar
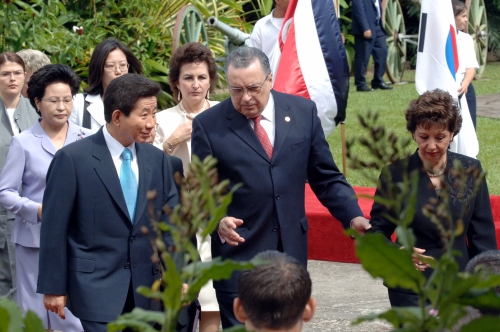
[260,92,275,123]
[85,93,102,103]
[103,124,136,161]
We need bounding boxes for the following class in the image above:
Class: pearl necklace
[426,161,447,178]
[178,99,208,120]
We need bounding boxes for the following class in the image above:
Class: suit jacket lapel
[226,102,270,162]
[134,143,152,225]
[271,91,291,161]
[92,129,131,223]
[0,101,14,136]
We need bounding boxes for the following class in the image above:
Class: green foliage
[0,0,254,108]
[0,297,44,332]
[108,155,264,332]
[348,111,500,331]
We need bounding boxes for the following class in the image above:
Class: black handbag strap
[82,92,91,129]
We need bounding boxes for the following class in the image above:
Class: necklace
[426,161,447,178]
[179,99,208,120]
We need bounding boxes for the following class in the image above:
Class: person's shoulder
[195,99,228,123]
[156,105,182,120]
[273,90,315,108]
[449,151,481,168]
[254,12,273,28]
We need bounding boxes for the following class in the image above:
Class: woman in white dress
[70,38,142,133]
[154,42,220,332]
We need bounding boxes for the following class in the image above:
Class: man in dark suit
[37,74,179,331]
[352,0,393,92]
[191,47,371,327]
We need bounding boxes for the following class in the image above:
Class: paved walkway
[476,94,500,119]
[304,260,391,331]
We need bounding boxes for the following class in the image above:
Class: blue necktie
[120,148,138,222]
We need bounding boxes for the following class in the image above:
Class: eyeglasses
[103,63,130,72]
[41,98,73,107]
[0,71,24,78]
[229,74,270,97]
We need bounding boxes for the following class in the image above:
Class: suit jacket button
[272,226,278,232]
[130,236,134,243]
[271,164,277,169]
[124,263,130,269]
[275,194,280,200]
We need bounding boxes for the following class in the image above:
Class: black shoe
[372,82,393,90]
[356,85,373,92]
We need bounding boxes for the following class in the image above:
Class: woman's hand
[412,247,433,272]
[37,205,42,220]
[166,121,193,148]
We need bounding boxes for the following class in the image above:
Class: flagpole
[341,121,347,177]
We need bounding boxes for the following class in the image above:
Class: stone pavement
[304,260,392,332]
[476,94,500,119]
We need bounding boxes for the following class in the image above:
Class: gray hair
[16,49,50,72]
[224,47,271,77]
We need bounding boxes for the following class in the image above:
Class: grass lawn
[212,62,500,194]
[327,62,500,194]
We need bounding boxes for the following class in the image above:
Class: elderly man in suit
[352,0,392,92]
[37,74,179,331]
[191,47,371,327]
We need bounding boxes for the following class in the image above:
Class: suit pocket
[300,217,309,232]
[68,257,95,273]
[291,138,308,150]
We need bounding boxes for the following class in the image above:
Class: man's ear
[302,298,316,322]
[111,109,122,125]
[233,297,248,324]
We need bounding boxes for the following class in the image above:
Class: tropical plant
[108,155,263,332]
[0,297,45,332]
[347,111,500,331]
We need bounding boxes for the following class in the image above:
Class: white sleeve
[249,20,263,49]
[70,93,85,126]
[464,34,479,69]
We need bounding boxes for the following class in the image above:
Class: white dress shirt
[456,31,479,90]
[248,93,275,146]
[102,125,139,184]
[248,10,283,78]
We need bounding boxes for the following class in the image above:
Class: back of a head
[103,74,160,123]
[237,250,312,330]
[16,49,51,72]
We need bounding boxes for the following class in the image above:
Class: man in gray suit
[0,68,39,299]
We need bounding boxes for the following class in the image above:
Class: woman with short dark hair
[0,64,88,330]
[368,89,496,307]
[70,38,142,133]
[154,42,220,332]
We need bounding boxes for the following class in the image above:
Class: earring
[178,91,181,101]
[206,89,210,100]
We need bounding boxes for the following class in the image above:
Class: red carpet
[305,184,500,263]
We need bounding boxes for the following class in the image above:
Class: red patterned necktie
[251,115,273,159]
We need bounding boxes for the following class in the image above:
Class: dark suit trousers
[354,23,388,88]
[80,278,136,332]
[465,83,476,130]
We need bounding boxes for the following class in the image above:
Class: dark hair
[224,47,271,78]
[405,89,462,137]
[169,42,218,103]
[85,38,142,96]
[237,250,312,329]
[27,64,80,115]
[0,52,26,72]
[103,74,160,123]
[452,0,467,17]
